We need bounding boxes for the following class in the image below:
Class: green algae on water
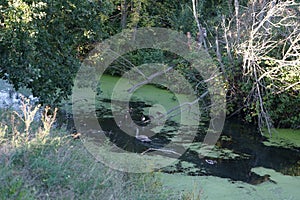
[263,129,300,149]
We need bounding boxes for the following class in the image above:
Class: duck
[135,127,151,142]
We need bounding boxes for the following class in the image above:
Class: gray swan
[135,127,151,142]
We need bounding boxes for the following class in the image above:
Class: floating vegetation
[185,142,250,160]
[263,129,300,149]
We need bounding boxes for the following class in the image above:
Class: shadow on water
[96,100,178,154]
[177,119,300,184]
[61,98,299,185]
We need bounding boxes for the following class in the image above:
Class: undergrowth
[0,98,199,200]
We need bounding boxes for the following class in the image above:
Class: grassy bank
[0,101,193,200]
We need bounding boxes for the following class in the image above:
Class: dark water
[64,99,300,185]
[178,120,300,184]
[95,103,179,154]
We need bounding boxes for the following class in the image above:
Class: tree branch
[127,66,174,93]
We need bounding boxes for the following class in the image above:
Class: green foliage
[0,0,298,130]
[109,0,191,30]
[264,92,300,129]
[170,3,197,33]
[0,0,113,104]
[0,167,35,200]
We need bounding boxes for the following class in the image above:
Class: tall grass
[0,98,197,200]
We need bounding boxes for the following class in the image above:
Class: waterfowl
[135,127,151,142]
[248,173,277,185]
[205,159,217,165]
[141,115,151,124]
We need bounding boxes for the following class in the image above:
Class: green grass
[0,134,175,199]
[0,104,196,200]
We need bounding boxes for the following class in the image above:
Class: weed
[13,96,41,142]
[0,99,195,199]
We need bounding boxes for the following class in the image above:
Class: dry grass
[0,98,195,200]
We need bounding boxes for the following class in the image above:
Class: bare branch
[166,91,209,118]
[236,1,300,134]
[127,66,174,93]
[141,148,181,156]
[192,0,208,51]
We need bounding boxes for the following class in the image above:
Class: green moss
[263,128,300,148]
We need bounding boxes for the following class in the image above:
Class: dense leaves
[0,0,112,104]
[0,0,299,129]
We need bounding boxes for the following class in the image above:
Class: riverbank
[0,104,187,199]
[1,104,299,200]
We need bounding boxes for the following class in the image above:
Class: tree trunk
[121,0,128,29]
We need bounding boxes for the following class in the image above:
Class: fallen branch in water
[141,90,209,124]
[166,91,209,116]
[127,66,174,93]
[141,148,181,156]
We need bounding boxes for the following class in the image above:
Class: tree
[236,0,300,132]
[184,0,299,131]
[0,0,112,104]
